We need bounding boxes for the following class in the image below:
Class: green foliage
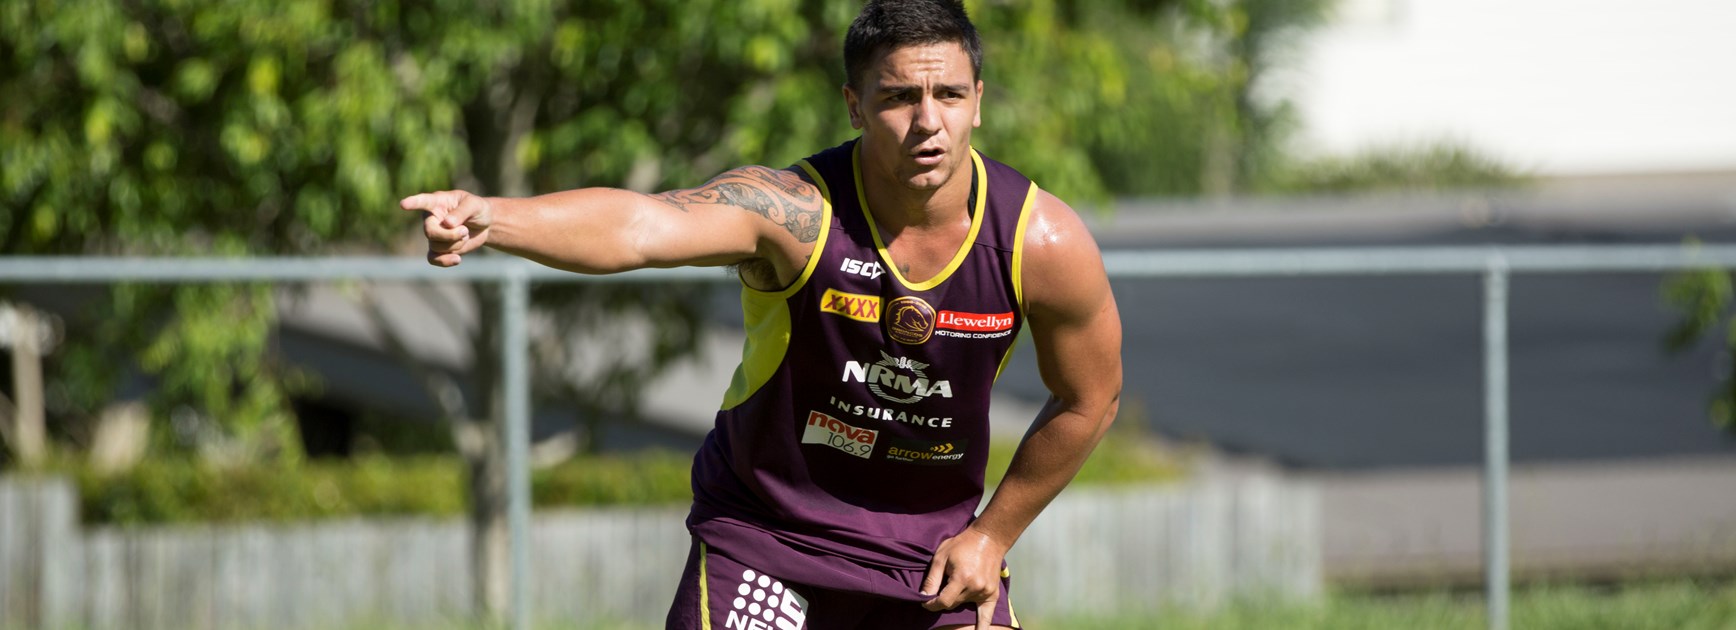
[530,450,693,507]
[71,451,699,526]
[1662,255,1736,433]
[67,438,1184,525]
[1268,143,1531,195]
[975,0,1332,200]
[985,414,1187,489]
[1663,267,1731,354]
[75,456,467,525]
[4,0,1335,464]
[5,0,473,457]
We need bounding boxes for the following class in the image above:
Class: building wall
[1278,0,1736,175]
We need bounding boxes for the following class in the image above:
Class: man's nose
[912,96,942,135]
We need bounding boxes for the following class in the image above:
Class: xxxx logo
[820,289,882,323]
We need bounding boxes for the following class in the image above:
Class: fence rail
[5,243,1736,630]
[0,475,1318,629]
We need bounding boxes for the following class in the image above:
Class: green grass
[293,579,1736,630]
[1021,579,1736,630]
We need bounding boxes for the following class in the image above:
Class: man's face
[845,42,982,194]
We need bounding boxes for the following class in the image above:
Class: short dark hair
[844,0,983,91]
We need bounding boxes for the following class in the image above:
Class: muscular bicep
[639,166,824,282]
[1021,191,1123,413]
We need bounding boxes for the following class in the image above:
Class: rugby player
[403,1,1121,627]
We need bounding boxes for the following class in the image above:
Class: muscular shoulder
[649,165,826,289]
[1020,189,1111,322]
[651,165,824,244]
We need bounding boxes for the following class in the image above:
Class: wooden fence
[0,475,1319,629]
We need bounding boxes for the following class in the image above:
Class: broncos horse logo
[885,296,935,345]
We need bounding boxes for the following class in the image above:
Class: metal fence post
[501,270,532,630]
[1483,253,1510,630]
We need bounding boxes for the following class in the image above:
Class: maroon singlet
[687,138,1037,600]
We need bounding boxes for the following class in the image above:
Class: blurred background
[3,0,1736,628]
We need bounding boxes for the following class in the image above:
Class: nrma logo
[842,351,953,404]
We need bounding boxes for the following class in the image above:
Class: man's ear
[843,84,864,130]
[973,80,984,128]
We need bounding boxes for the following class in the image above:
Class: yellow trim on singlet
[995,182,1040,382]
[853,144,989,291]
[698,542,712,629]
[719,164,834,411]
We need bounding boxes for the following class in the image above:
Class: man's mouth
[912,147,946,165]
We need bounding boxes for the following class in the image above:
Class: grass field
[334,578,1736,630]
[1019,579,1736,630]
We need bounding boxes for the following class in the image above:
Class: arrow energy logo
[884,437,969,465]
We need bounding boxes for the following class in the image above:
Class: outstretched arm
[402,166,824,286]
[921,189,1123,629]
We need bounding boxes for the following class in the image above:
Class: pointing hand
[400,190,494,267]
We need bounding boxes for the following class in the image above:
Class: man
[402,1,1121,627]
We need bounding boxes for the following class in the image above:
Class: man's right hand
[401,190,494,267]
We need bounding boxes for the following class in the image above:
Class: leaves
[1662,267,1730,353]
[1268,143,1531,195]
[4,0,1332,461]
[1661,256,1736,432]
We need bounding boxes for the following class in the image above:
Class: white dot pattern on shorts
[726,567,807,629]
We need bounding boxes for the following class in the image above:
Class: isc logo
[841,258,885,279]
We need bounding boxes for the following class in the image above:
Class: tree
[1264,142,1530,195]
[1663,262,1736,434]
[3,0,1335,618]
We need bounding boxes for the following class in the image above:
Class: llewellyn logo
[937,310,1014,332]
[842,350,954,404]
[885,296,935,345]
[820,289,881,323]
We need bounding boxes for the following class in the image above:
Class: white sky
[1277,0,1736,175]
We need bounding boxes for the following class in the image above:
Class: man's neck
[862,165,973,233]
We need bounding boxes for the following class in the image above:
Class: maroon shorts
[665,538,1021,629]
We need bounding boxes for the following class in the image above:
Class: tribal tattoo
[651,166,823,243]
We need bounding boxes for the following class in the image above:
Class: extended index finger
[976,594,1001,630]
[399,192,456,221]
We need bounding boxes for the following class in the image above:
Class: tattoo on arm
[650,166,823,243]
